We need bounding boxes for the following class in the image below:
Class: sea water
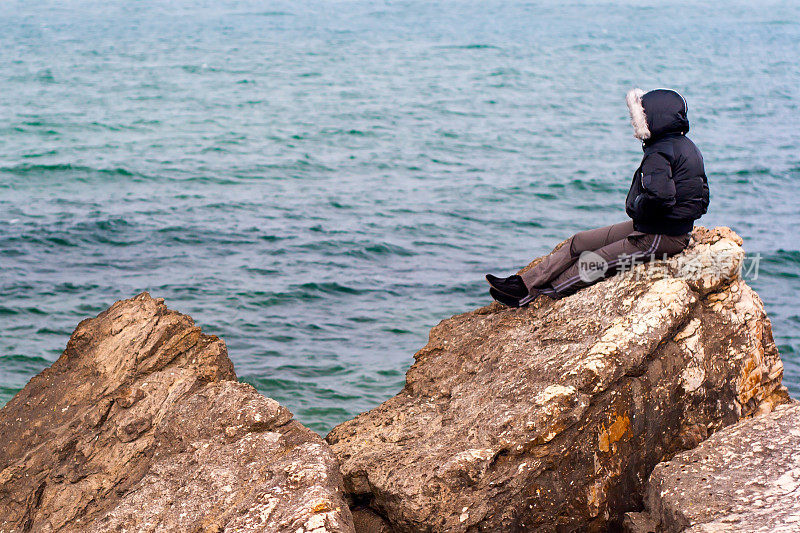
[1,0,798,433]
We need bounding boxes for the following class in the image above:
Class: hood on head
[626,88,690,142]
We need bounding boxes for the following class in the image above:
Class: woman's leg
[546,232,691,297]
[520,220,634,291]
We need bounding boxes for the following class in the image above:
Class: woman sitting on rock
[487,88,710,307]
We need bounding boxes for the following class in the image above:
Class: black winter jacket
[625,89,710,236]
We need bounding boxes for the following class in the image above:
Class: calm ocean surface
[1,0,798,433]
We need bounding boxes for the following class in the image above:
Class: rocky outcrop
[0,293,354,533]
[625,401,800,533]
[326,227,789,531]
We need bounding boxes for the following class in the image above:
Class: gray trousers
[520,220,691,298]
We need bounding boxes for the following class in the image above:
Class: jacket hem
[632,220,694,236]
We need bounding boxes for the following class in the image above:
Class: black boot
[489,288,521,308]
[486,274,528,298]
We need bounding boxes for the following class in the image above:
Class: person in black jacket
[486,88,710,307]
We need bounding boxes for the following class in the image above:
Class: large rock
[0,293,354,533]
[624,401,800,533]
[326,227,789,531]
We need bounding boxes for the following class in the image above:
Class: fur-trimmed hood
[626,88,690,143]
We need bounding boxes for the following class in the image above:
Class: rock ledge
[0,293,354,533]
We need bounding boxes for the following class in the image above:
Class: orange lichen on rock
[599,414,631,453]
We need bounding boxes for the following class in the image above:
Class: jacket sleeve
[701,175,710,215]
[632,152,676,218]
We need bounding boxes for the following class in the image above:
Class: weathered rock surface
[0,293,354,533]
[625,401,800,533]
[326,227,789,531]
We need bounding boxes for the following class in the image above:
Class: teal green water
[1,0,799,433]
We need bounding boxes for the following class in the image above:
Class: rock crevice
[625,401,800,533]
